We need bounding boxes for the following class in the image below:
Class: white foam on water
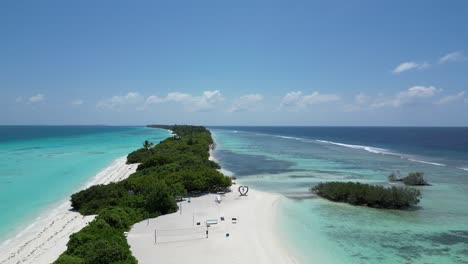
[407,158,446,166]
[316,140,391,155]
[274,135,302,140]
[220,130,454,169]
[316,140,450,167]
[258,133,399,157]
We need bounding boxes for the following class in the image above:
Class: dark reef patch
[13,146,42,151]
[324,227,468,263]
[426,230,468,246]
[214,150,296,176]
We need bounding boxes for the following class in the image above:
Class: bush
[54,254,84,264]
[126,148,148,164]
[57,219,137,264]
[388,171,429,186]
[311,182,421,209]
[145,181,178,216]
[402,172,429,186]
[97,207,144,230]
[388,172,400,182]
[71,183,129,215]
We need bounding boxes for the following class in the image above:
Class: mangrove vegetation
[311,182,421,209]
[388,171,430,186]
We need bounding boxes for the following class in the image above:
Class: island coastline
[0,157,139,264]
[127,137,297,264]
[1,126,297,264]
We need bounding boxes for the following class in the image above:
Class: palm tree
[143,140,154,151]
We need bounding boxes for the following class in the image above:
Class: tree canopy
[388,171,430,186]
[55,125,231,263]
[311,182,421,209]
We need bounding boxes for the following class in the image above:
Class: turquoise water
[0,126,170,241]
[211,128,468,264]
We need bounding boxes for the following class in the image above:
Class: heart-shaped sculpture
[238,185,249,196]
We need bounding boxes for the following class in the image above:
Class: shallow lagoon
[211,127,468,264]
[0,126,171,241]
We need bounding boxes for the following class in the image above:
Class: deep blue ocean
[210,126,468,264]
[0,126,171,242]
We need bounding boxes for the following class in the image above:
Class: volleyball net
[154,226,208,244]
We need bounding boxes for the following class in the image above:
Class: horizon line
[1,124,468,128]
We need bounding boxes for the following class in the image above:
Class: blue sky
[1,0,468,126]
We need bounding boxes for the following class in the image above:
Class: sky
[1,0,468,126]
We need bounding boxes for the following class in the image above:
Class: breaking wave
[407,159,446,167]
[316,139,447,166]
[245,131,452,168]
[316,140,391,155]
[274,135,303,141]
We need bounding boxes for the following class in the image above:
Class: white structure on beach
[127,188,297,264]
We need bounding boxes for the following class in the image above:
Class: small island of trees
[388,171,430,186]
[311,182,421,209]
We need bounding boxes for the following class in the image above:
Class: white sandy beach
[0,143,297,264]
[0,157,138,264]
[127,188,296,264]
[127,148,296,264]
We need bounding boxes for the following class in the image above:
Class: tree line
[311,182,421,209]
[55,125,231,264]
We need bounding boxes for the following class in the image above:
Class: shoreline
[209,147,234,177]
[211,132,298,263]
[1,127,298,263]
[0,156,139,264]
[126,139,297,264]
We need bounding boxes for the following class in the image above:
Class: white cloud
[97,92,144,110]
[343,93,371,112]
[145,94,167,105]
[371,86,441,108]
[97,90,224,112]
[229,94,264,112]
[280,91,340,109]
[145,90,224,112]
[402,86,440,97]
[439,51,465,64]
[355,93,370,105]
[71,99,84,106]
[435,91,466,105]
[391,51,465,74]
[392,61,429,74]
[28,94,45,103]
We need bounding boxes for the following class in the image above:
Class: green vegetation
[142,140,154,151]
[402,172,429,186]
[55,125,231,263]
[311,182,421,209]
[387,171,401,182]
[388,171,429,186]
